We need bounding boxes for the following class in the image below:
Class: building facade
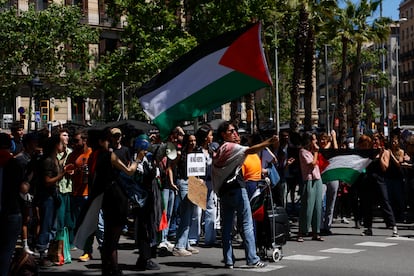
[399,0,414,126]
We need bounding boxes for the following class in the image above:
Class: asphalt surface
[36,216,414,276]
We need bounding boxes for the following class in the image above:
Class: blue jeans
[161,188,175,243]
[189,206,202,244]
[0,213,22,276]
[175,179,197,249]
[37,194,57,255]
[220,187,259,266]
[321,181,339,231]
[203,182,217,245]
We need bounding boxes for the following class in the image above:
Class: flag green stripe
[153,71,267,137]
[321,168,361,185]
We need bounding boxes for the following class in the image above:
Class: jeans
[203,182,217,245]
[161,188,175,243]
[0,213,22,276]
[220,187,259,266]
[175,179,197,249]
[37,194,57,255]
[188,206,202,245]
[321,181,339,231]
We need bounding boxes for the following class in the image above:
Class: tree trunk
[230,100,239,126]
[350,41,363,143]
[338,35,349,143]
[290,7,308,133]
[303,22,315,132]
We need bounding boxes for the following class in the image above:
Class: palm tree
[329,1,355,140]
[289,0,336,132]
[325,0,390,142]
[347,0,391,141]
[290,4,308,133]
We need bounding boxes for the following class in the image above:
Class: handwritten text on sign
[187,153,206,177]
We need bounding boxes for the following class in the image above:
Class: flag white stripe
[139,48,233,119]
[322,155,371,173]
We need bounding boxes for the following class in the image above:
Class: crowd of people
[0,120,414,275]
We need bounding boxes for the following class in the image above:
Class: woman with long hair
[360,133,398,237]
[87,128,138,276]
[297,132,324,242]
[195,125,217,246]
[172,134,201,256]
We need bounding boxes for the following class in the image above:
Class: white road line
[387,236,413,241]
[355,242,397,247]
[320,248,366,254]
[235,264,285,272]
[283,255,330,261]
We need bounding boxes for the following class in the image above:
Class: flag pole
[274,22,280,134]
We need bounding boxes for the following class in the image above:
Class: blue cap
[134,134,150,151]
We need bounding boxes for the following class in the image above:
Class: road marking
[283,255,330,261]
[320,248,366,254]
[387,236,413,241]
[355,242,397,247]
[236,264,285,272]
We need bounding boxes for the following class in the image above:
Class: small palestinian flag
[136,22,272,138]
[321,154,372,185]
[250,187,266,222]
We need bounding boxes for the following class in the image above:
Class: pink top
[299,148,321,181]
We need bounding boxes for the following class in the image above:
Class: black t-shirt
[1,158,24,215]
[113,146,131,166]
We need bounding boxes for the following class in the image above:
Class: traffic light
[40,100,49,121]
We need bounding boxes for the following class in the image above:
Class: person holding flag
[212,121,277,269]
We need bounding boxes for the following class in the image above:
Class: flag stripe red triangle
[219,23,272,86]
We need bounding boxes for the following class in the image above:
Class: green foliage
[94,0,198,121]
[0,3,99,101]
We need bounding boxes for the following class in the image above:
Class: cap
[134,134,150,151]
[111,128,122,135]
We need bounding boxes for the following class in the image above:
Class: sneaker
[392,226,399,237]
[361,228,373,236]
[145,259,160,270]
[39,258,54,267]
[165,241,175,251]
[158,241,169,250]
[341,217,350,224]
[186,246,199,254]
[224,264,234,269]
[172,248,192,257]
[248,261,267,268]
[24,246,34,255]
[70,245,78,251]
[79,253,92,262]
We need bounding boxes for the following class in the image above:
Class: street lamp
[27,72,42,133]
[274,22,280,134]
[396,17,407,128]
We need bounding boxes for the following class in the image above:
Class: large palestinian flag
[136,23,272,137]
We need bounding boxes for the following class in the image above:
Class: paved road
[38,218,414,276]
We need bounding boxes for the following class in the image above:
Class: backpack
[8,249,39,276]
